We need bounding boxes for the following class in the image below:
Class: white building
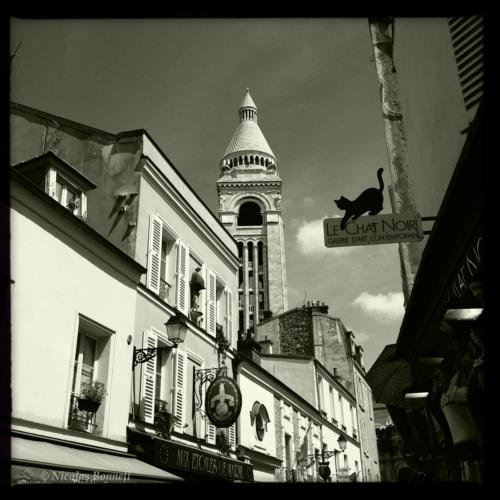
[10,153,181,483]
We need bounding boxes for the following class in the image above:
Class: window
[317,376,324,412]
[147,215,187,313]
[206,271,234,347]
[68,316,112,435]
[48,169,85,218]
[329,386,336,422]
[338,394,345,427]
[237,201,262,226]
[251,402,270,441]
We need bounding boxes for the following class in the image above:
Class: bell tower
[217,89,288,337]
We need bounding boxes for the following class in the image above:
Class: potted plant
[78,381,106,413]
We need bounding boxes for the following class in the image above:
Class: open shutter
[225,288,233,349]
[147,215,162,295]
[45,168,57,199]
[174,349,186,431]
[175,240,189,316]
[207,421,216,444]
[206,270,217,336]
[80,192,88,220]
[140,330,158,424]
[229,423,236,449]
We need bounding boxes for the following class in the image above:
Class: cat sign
[324,213,424,248]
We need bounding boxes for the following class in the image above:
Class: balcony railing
[159,279,172,302]
[258,265,263,273]
[248,262,253,270]
[68,393,98,433]
[249,305,255,312]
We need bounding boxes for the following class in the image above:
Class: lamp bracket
[193,366,228,420]
[133,343,180,368]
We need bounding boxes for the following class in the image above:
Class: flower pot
[78,398,101,413]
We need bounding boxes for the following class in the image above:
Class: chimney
[258,335,273,355]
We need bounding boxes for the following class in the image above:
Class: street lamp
[132,313,189,369]
[308,435,348,482]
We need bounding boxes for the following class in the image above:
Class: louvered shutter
[229,423,236,449]
[140,330,157,424]
[147,215,162,295]
[206,421,216,445]
[45,168,57,199]
[206,270,217,336]
[80,193,88,220]
[174,349,186,431]
[225,288,233,349]
[175,240,189,316]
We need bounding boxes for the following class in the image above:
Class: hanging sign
[324,213,424,248]
[205,376,242,428]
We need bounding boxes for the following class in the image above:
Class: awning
[11,436,184,484]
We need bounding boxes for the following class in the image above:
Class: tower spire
[239,88,258,122]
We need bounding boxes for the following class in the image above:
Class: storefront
[128,429,254,482]
[367,104,483,481]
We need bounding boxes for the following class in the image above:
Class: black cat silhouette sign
[205,376,242,428]
[335,168,385,230]
[325,169,423,247]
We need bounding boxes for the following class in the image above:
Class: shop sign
[154,440,253,482]
[205,375,242,428]
[336,467,350,482]
[324,213,423,248]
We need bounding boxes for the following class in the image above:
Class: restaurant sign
[324,213,424,248]
[205,375,242,428]
[154,439,253,482]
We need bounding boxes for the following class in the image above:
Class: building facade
[254,302,379,482]
[9,102,252,483]
[217,90,288,335]
[10,153,181,483]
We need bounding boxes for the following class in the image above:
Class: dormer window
[12,151,97,221]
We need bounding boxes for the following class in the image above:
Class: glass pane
[56,181,63,202]
[66,189,75,204]
[82,336,96,367]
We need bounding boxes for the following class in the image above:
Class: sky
[9,17,406,370]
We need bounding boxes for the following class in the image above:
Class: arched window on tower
[237,201,263,226]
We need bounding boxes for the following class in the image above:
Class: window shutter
[45,168,57,199]
[207,422,216,445]
[80,193,88,220]
[174,349,186,431]
[206,270,217,336]
[140,330,157,424]
[147,215,162,295]
[229,423,236,448]
[225,288,233,349]
[175,240,189,316]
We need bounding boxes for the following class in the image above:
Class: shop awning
[11,436,184,484]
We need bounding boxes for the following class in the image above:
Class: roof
[240,88,257,109]
[222,90,276,160]
[223,119,276,159]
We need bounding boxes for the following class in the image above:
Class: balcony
[249,305,255,312]
[67,394,98,434]
[159,279,172,302]
[248,262,253,271]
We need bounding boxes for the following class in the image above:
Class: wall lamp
[132,313,189,369]
[306,435,348,482]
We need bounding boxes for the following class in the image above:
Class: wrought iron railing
[159,279,172,302]
[68,393,98,433]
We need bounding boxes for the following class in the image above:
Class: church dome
[221,89,277,165]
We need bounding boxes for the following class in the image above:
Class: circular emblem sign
[205,376,242,428]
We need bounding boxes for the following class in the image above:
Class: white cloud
[303,196,315,207]
[352,291,404,323]
[296,217,354,256]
